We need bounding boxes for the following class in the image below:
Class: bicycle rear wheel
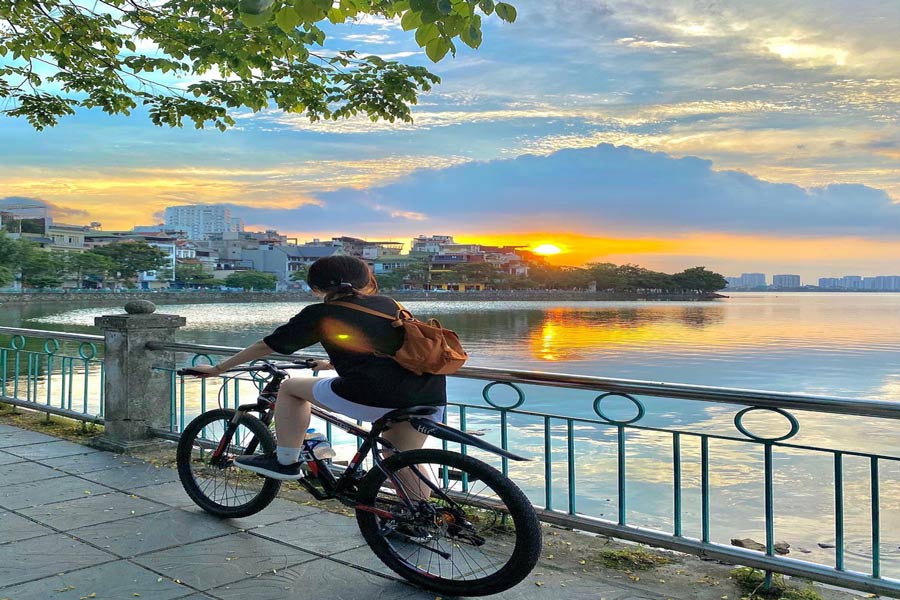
[354,449,542,597]
[176,408,281,518]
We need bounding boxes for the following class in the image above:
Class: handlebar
[177,358,318,377]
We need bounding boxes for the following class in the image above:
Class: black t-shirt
[263,295,447,408]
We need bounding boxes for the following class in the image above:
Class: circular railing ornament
[43,338,60,355]
[734,406,800,442]
[10,335,26,350]
[593,392,645,425]
[78,342,97,360]
[482,381,526,410]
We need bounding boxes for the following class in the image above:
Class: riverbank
[0,289,726,306]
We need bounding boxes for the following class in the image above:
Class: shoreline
[0,289,727,306]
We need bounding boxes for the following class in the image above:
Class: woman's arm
[190,340,274,376]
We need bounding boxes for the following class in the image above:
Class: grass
[0,401,104,442]
[730,567,823,600]
[594,547,673,571]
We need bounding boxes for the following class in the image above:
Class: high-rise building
[740,273,767,288]
[840,275,862,289]
[772,274,801,288]
[164,205,242,240]
[818,277,840,288]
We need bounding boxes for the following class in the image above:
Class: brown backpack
[331,300,468,375]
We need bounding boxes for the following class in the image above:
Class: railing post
[92,301,186,452]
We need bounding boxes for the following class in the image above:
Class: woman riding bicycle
[190,255,446,480]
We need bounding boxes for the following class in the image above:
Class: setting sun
[532,243,562,255]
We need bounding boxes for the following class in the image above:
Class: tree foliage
[90,240,170,283]
[224,269,277,290]
[175,262,216,286]
[0,0,517,130]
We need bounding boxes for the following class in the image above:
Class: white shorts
[312,377,444,423]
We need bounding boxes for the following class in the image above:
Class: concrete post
[92,300,186,452]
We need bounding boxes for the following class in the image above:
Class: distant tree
[17,241,65,288]
[175,263,216,286]
[289,264,309,282]
[65,251,117,288]
[91,241,170,286]
[224,270,277,291]
[672,267,727,293]
[0,231,18,286]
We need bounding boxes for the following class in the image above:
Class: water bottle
[304,428,336,460]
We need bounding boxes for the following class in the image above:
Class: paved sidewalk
[0,423,664,600]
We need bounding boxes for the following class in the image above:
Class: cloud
[0,196,90,222]
[314,144,900,237]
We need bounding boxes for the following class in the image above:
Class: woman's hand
[310,359,333,371]
[186,364,224,377]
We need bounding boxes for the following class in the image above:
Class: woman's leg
[380,421,432,501]
[273,376,335,448]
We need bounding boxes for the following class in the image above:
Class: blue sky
[2,0,899,279]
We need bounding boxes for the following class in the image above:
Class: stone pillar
[93,301,186,452]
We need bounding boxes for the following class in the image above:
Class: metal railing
[3,327,900,596]
[148,339,900,597]
[0,326,105,423]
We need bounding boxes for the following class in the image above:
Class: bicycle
[175,359,542,597]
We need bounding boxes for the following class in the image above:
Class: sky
[2,0,900,281]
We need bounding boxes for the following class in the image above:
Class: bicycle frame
[188,360,528,516]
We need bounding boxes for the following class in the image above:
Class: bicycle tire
[176,408,281,518]
[355,449,542,596]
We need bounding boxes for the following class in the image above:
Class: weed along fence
[3,303,900,597]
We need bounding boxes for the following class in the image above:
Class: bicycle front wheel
[176,408,281,518]
[355,449,542,597]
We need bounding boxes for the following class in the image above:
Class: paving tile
[0,450,25,466]
[78,463,180,490]
[330,545,395,575]
[132,532,318,591]
[0,429,59,448]
[0,424,20,433]
[4,439,100,460]
[249,508,367,555]
[207,557,432,600]
[130,481,198,508]
[0,533,114,587]
[0,559,188,600]
[0,511,54,544]
[0,475,114,510]
[0,460,68,486]
[71,508,240,557]
[40,451,143,474]
[20,491,168,531]
[218,498,324,530]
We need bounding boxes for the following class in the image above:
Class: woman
[190,255,446,479]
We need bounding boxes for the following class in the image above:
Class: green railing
[3,326,900,597]
[148,340,900,597]
[0,327,105,423]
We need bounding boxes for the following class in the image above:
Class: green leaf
[327,7,345,23]
[459,22,482,48]
[437,0,452,14]
[425,36,450,62]
[240,5,275,27]
[239,0,275,15]
[294,0,324,22]
[414,23,439,47]
[400,9,422,31]
[409,0,431,11]
[494,2,516,22]
[478,0,494,14]
[275,7,302,32]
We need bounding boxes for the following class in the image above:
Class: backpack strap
[330,300,410,325]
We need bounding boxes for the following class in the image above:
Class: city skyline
[2,1,900,279]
